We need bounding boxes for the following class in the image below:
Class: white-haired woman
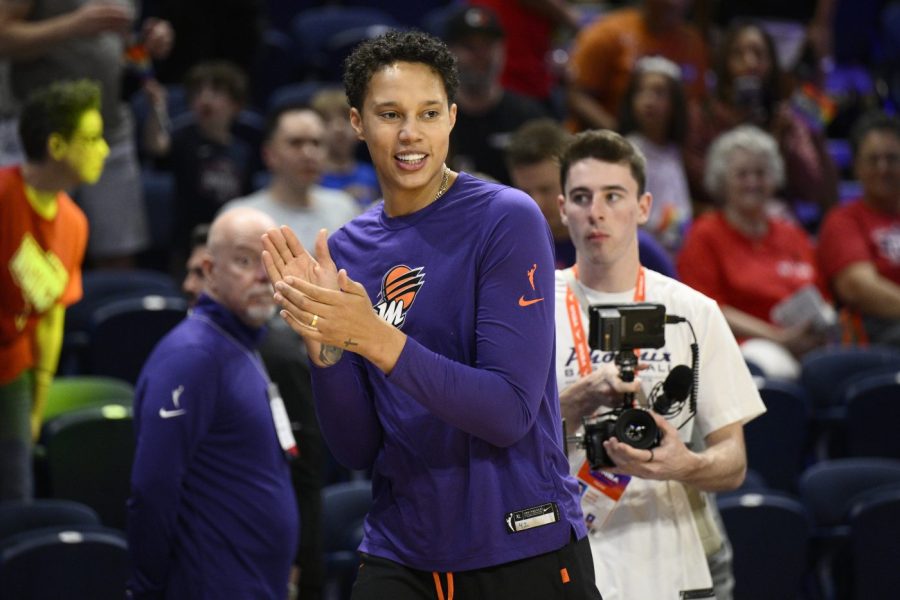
[678,125,832,378]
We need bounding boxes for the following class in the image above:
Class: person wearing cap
[443,4,547,185]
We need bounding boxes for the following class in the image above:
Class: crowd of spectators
[0,0,877,296]
[2,0,894,358]
[4,2,900,598]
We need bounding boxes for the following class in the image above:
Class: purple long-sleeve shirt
[127,297,298,599]
[312,173,586,572]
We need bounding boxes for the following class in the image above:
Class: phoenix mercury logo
[374,265,425,327]
[518,263,545,307]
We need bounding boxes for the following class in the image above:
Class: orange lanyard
[564,265,645,377]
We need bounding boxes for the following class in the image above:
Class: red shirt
[817,198,900,287]
[678,212,821,325]
[0,166,88,384]
[471,0,555,100]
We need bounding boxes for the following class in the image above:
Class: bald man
[127,207,299,600]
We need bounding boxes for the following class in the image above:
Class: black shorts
[351,534,602,600]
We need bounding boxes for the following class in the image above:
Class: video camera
[564,300,699,469]
[578,304,667,469]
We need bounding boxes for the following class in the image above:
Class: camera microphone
[652,365,693,415]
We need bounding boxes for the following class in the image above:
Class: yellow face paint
[61,109,109,184]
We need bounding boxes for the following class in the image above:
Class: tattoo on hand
[319,344,344,365]
[343,339,358,349]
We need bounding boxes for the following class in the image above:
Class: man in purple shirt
[262,30,600,599]
[128,207,298,599]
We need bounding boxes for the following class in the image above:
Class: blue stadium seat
[0,499,100,541]
[745,378,811,493]
[800,345,900,456]
[718,492,812,600]
[798,458,900,600]
[66,268,181,335]
[844,370,900,459]
[0,525,129,599]
[61,269,181,376]
[86,294,187,385]
[849,487,900,600]
[800,345,900,412]
[799,457,900,528]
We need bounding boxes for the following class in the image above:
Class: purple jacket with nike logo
[127,297,298,599]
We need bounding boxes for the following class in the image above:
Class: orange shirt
[568,8,709,131]
[0,166,88,384]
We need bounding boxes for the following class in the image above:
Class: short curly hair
[19,79,101,162]
[342,30,459,110]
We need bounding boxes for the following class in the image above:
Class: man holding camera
[554,129,765,600]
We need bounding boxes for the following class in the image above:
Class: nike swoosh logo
[159,407,186,419]
[518,295,545,307]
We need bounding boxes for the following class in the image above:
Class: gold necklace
[433,166,450,202]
